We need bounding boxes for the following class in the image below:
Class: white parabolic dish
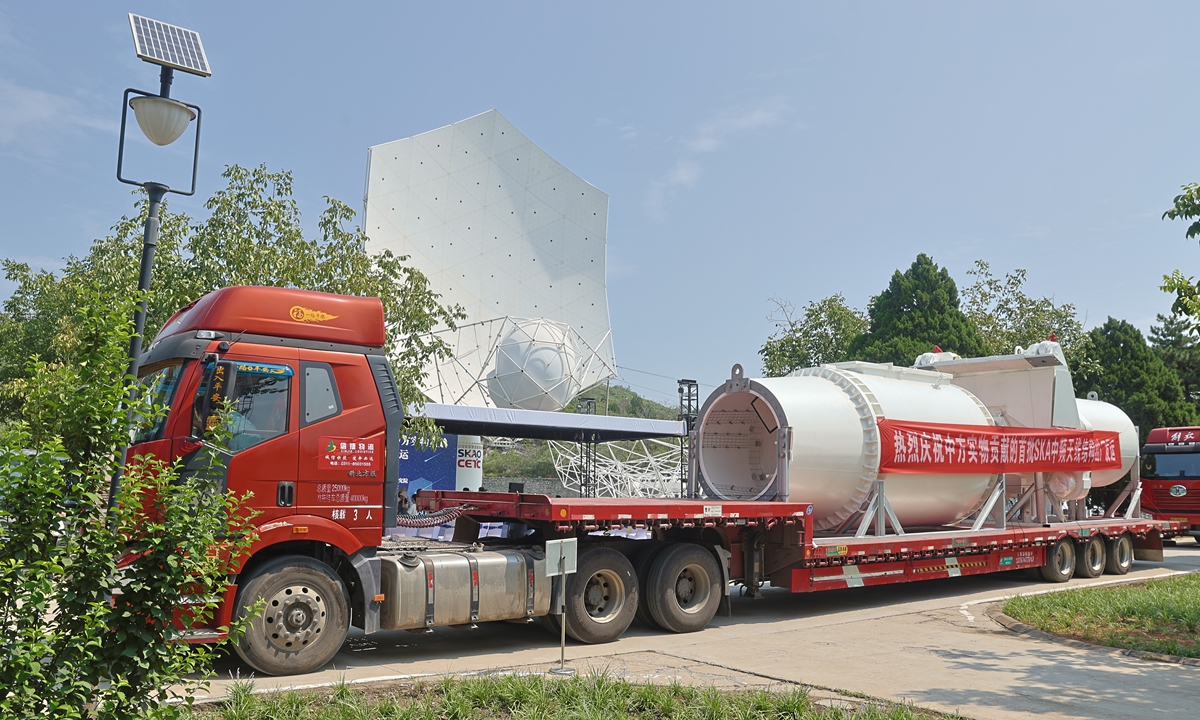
[362,110,616,409]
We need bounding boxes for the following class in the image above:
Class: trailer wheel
[1104,533,1134,575]
[1074,535,1105,578]
[633,542,670,629]
[234,555,350,676]
[562,547,637,644]
[1039,538,1076,583]
[646,543,722,633]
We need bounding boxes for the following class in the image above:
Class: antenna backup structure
[363,110,616,412]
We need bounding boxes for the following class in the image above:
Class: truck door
[295,353,387,543]
[182,356,300,525]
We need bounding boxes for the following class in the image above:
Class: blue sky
[1,2,1198,405]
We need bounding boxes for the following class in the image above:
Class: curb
[984,603,1200,667]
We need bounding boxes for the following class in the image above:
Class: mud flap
[715,545,732,617]
[1133,530,1165,562]
[350,549,382,634]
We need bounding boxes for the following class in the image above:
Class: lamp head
[129,96,196,146]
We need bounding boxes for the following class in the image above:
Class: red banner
[878,419,1121,474]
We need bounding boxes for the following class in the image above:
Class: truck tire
[562,547,637,644]
[1104,533,1134,575]
[633,542,669,629]
[1074,535,1105,578]
[646,543,722,633]
[1039,538,1076,583]
[234,555,350,676]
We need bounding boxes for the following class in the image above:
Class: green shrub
[0,288,255,718]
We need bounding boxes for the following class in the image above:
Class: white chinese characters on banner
[878,420,1122,474]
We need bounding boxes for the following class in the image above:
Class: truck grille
[1145,486,1199,511]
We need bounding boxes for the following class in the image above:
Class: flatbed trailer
[131,286,1187,677]
[418,490,1183,597]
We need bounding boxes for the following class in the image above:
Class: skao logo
[1170,484,1188,498]
[457,446,483,470]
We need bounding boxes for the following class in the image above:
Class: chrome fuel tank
[378,547,551,631]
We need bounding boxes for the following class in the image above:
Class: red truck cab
[1141,427,1200,538]
[131,285,403,673]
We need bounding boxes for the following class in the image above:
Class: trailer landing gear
[234,556,350,676]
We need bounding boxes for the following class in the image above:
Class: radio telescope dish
[364,110,616,409]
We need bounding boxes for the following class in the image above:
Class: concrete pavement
[195,545,1200,719]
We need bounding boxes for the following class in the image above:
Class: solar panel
[128,14,210,77]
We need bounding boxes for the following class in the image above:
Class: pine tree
[1149,312,1200,407]
[1073,318,1197,441]
[847,253,987,365]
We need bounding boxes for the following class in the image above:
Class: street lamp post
[116,13,210,381]
[110,15,211,507]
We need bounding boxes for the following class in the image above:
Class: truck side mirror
[191,359,238,440]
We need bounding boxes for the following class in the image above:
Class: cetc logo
[290,306,339,323]
[1170,484,1188,498]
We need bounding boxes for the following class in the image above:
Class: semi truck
[1140,426,1200,540]
[131,285,1182,676]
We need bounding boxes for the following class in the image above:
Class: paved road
[199,544,1200,719]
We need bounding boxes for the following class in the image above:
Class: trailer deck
[417,490,1185,594]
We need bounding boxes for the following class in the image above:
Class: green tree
[1160,183,1200,321]
[1,164,463,440]
[846,253,987,365]
[960,259,1097,375]
[0,288,255,718]
[758,294,867,376]
[1072,318,1196,441]
[1150,312,1200,406]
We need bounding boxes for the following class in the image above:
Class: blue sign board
[397,433,459,494]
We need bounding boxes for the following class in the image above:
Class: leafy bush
[0,288,255,719]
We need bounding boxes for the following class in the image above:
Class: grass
[183,672,956,720]
[1003,573,1200,658]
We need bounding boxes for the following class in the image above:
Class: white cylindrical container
[455,435,484,491]
[696,363,997,531]
[1075,398,1138,487]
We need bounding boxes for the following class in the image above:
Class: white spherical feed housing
[485,318,583,411]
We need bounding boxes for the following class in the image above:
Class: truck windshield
[133,362,184,444]
[1143,452,1200,479]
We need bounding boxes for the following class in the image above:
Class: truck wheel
[1074,535,1105,579]
[562,547,637,644]
[646,543,722,633]
[1104,533,1134,575]
[537,611,561,637]
[234,556,350,676]
[1039,538,1075,583]
[633,542,669,629]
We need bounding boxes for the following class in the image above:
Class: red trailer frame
[417,490,1183,595]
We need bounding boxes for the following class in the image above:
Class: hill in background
[484,384,678,479]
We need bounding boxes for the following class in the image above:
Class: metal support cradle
[855,480,906,537]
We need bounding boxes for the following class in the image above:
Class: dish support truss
[549,437,685,498]
[423,315,617,411]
